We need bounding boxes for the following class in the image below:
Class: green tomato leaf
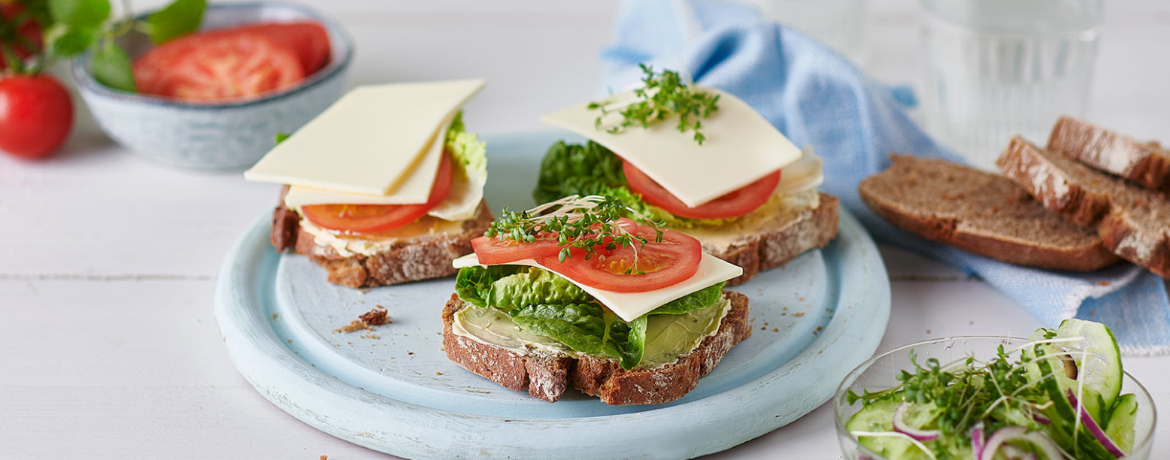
[48,0,110,29]
[91,43,135,92]
[45,24,96,58]
[147,0,205,45]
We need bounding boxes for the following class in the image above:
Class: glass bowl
[834,336,1156,460]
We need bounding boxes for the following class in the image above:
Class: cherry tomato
[538,218,702,293]
[301,152,454,234]
[244,22,331,75]
[134,30,305,101]
[0,3,43,72]
[0,74,73,159]
[623,160,781,220]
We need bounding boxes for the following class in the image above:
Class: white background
[1,0,1168,458]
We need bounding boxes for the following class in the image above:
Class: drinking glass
[920,0,1104,170]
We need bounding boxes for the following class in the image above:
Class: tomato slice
[539,219,702,293]
[244,22,331,75]
[301,152,454,234]
[472,236,565,265]
[623,160,781,220]
[134,30,305,101]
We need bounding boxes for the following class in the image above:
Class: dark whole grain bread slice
[687,192,839,286]
[270,189,494,288]
[997,137,1170,278]
[1048,116,1170,193]
[441,291,751,405]
[859,155,1119,271]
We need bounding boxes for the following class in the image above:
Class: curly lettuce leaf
[487,268,591,312]
[649,282,726,316]
[429,111,488,221]
[454,265,521,308]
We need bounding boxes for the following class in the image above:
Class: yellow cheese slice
[245,79,485,197]
[452,253,742,322]
[281,111,456,207]
[541,88,802,207]
[775,147,824,195]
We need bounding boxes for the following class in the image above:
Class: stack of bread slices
[860,116,1169,278]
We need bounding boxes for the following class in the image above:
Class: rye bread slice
[441,291,751,405]
[685,192,839,286]
[859,155,1118,271]
[1048,116,1170,193]
[997,137,1170,278]
[270,188,494,288]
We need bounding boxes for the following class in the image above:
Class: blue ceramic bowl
[72,2,353,170]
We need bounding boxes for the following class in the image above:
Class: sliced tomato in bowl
[623,160,780,220]
[246,22,331,75]
[301,152,454,235]
[539,219,702,293]
[134,30,305,101]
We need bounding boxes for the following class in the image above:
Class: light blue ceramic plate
[214,132,892,459]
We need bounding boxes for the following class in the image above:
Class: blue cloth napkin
[601,0,1170,354]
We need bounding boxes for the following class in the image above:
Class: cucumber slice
[1057,319,1123,408]
[1025,320,1122,409]
[847,399,932,460]
[1105,393,1138,454]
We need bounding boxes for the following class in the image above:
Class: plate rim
[214,206,890,459]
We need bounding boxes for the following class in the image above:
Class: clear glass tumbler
[833,337,1157,460]
[920,0,1104,170]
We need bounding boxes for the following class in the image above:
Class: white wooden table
[2,0,1168,458]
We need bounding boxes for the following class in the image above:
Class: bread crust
[859,155,1118,271]
[441,291,751,405]
[697,193,839,285]
[269,198,494,288]
[997,137,1170,278]
[1048,116,1170,193]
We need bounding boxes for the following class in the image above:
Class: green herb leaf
[44,24,95,57]
[48,0,110,29]
[589,64,720,145]
[274,132,290,145]
[146,0,205,44]
[90,42,135,92]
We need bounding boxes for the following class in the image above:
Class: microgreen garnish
[587,64,720,145]
[484,195,665,274]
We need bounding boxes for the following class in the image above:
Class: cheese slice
[775,147,824,195]
[452,253,742,322]
[245,79,485,197]
[541,88,801,207]
[280,111,457,208]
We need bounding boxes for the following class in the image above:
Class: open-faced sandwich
[442,195,750,405]
[245,80,493,287]
[534,66,839,285]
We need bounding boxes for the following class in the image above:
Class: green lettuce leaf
[607,312,648,370]
[454,265,521,308]
[650,282,725,316]
[510,302,611,355]
[429,111,488,221]
[487,268,590,312]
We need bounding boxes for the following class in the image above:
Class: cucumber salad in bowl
[836,320,1155,460]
